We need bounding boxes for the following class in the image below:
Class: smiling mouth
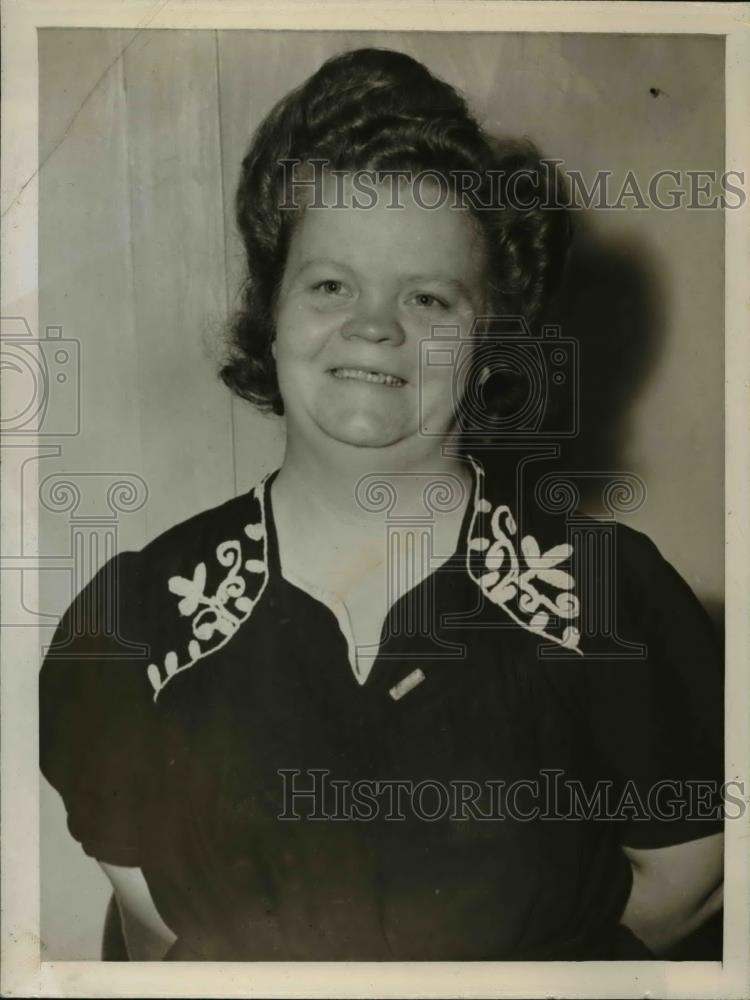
[329,367,407,387]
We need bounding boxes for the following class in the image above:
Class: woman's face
[273,174,487,451]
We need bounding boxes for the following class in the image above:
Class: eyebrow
[402,274,473,295]
[293,257,355,275]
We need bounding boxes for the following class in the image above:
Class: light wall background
[38,30,725,958]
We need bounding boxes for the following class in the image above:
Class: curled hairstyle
[221,47,571,415]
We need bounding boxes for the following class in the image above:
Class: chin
[303,394,410,445]
[328,425,407,449]
[319,412,410,449]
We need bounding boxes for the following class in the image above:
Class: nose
[340,296,406,346]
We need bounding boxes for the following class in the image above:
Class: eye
[412,292,449,309]
[313,279,346,296]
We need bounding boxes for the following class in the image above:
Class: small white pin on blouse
[389,668,426,701]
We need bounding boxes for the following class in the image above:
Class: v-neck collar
[260,458,482,685]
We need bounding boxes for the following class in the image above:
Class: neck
[272,427,470,527]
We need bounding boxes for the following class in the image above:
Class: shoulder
[570,517,722,715]
[138,477,269,578]
[469,453,718,659]
[93,477,271,616]
[606,520,719,646]
[131,476,274,699]
[571,515,719,659]
[43,473,275,695]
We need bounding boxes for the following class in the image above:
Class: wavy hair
[220,47,572,415]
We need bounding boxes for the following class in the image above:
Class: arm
[99,862,177,960]
[619,832,723,955]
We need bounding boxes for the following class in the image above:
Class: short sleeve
[580,525,724,849]
[40,550,159,867]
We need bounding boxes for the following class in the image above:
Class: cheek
[418,360,461,422]
[421,336,475,397]
[274,300,334,362]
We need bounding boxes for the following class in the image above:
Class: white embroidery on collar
[146,477,270,700]
[147,458,582,698]
[464,455,582,655]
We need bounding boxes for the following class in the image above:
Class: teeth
[331,368,405,387]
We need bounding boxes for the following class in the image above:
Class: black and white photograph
[2,2,749,997]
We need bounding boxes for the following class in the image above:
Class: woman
[40,47,724,961]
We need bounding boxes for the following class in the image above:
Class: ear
[270,339,277,361]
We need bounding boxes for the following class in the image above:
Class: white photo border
[2,2,749,997]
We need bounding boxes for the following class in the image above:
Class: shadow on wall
[459,211,667,491]
[552,220,667,486]
[465,213,668,502]
[555,219,724,645]
[698,598,725,651]
[475,212,724,646]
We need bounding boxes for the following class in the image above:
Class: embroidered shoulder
[465,456,582,655]
[146,478,270,700]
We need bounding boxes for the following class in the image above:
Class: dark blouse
[39,454,724,961]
